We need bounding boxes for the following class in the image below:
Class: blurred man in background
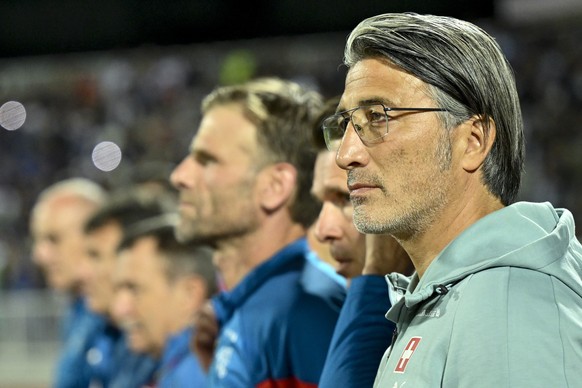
[171,77,345,387]
[310,96,367,281]
[30,178,107,388]
[114,215,218,387]
[80,187,175,387]
[311,97,414,387]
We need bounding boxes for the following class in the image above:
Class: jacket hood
[402,201,582,307]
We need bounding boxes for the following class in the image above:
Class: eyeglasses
[321,103,447,151]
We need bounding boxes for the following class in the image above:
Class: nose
[335,122,368,170]
[111,289,133,325]
[170,157,191,190]
[76,256,92,284]
[32,239,52,266]
[314,202,343,243]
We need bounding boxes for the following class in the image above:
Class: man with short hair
[171,77,345,387]
[310,97,367,280]
[114,216,218,387]
[311,98,413,387]
[80,187,174,387]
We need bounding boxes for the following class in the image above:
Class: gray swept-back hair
[344,13,524,205]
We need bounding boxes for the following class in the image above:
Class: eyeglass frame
[321,103,448,151]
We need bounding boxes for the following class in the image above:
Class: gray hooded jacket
[375,201,582,388]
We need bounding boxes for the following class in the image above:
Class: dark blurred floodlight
[92,141,122,172]
[0,101,26,131]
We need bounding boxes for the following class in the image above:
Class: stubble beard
[352,137,453,239]
[175,215,209,244]
[353,191,448,240]
[175,181,259,246]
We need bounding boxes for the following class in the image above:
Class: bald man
[30,177,108,388]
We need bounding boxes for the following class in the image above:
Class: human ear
[460,115,496,172]
[258,163,297,212]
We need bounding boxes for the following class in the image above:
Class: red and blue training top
[208,237,346,388]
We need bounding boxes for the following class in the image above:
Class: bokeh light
[92,141,122,171]
[0,101,27,131]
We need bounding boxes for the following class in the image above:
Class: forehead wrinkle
[340,59,433,112]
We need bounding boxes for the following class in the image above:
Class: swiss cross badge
[394,336,421,373]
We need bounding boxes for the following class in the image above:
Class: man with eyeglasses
[324,12,582,387]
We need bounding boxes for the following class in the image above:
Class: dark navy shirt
[318,275,394,388]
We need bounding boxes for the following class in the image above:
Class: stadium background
[0,0,581,386]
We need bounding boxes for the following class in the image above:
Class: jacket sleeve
[318,275,394,388]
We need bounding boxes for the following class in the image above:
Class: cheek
[166,291,183,317]
[343,204,354,219]
[384,143,433,180]
[104,260,116,277]
[370,147,410,191]
[140,286,170,315]
[203,168,231,188]
[63,242,83,262]
[134,294,152,318]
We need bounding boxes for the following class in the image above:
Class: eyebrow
[336,97,398,113]
[191,147,212,158]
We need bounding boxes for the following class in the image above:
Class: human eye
[366,105,387,126]
[47,233,59,244]
[336,114,350,132]
[310,192,323,206]
[125,283,139,295]
[334,192,355,218]
[193,150,217,166]
[339,192,351,206]
[360,105,387,140]
[115,281,135,294]
[331,191,351,208]
[87,249,100,262]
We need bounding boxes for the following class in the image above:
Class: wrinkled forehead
[338,58,431,112]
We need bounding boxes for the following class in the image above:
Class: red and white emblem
[394,336,422,373]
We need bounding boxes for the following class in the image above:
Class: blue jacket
[86,322,122,386]
[318,275,395,388]
[157,327,206,387]
[54,297,104,388]
[89,325,159,388]
[108,348,159,388]
[208,238,346,388]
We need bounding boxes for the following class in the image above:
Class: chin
[336,264,354,279]
[51,278,71,293]
[128,337,148,354]
[86,299,100,313]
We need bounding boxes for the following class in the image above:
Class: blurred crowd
[0,16,581,290]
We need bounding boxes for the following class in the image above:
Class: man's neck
[400,191,504,278]
[214,220,306,290]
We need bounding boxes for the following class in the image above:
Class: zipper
[386,327,398,363]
